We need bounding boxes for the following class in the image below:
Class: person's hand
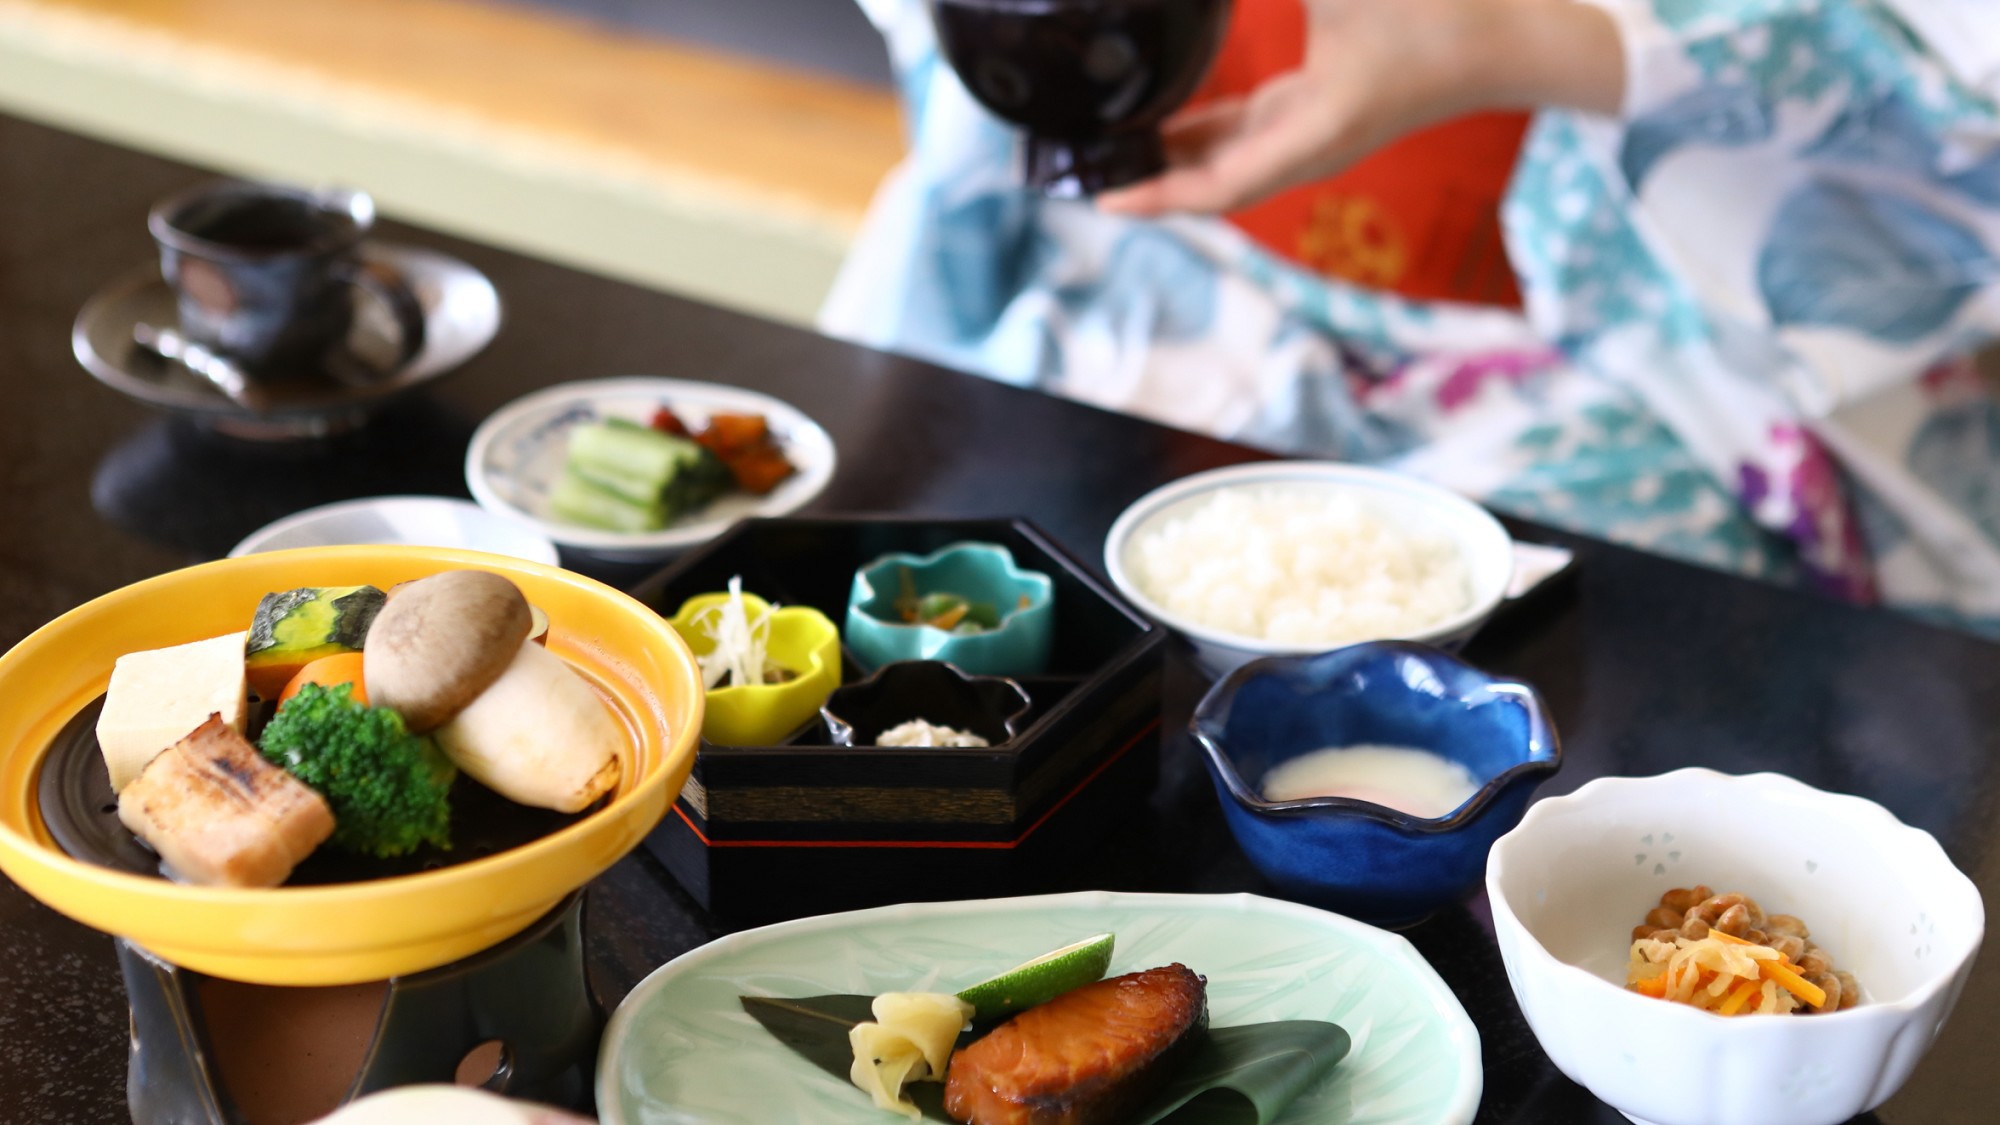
[1097,0,1624,217]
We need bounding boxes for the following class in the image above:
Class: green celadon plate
[597,891,1482,1124]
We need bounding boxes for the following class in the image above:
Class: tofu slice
[117,715,334,887]
[97,631,250,792]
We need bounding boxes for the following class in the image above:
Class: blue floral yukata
[826,0,2000,631]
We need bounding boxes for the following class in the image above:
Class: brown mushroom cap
[363,570,533,731]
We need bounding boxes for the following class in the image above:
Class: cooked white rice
[1129,484,1471,645]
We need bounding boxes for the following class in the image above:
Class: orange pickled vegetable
[729,447,797,495]
[278,652,367,708]
[1718,978,1761,1016]
[1761,958,1827,1009]
[699,413,770,453]
[1632,973,1670,999]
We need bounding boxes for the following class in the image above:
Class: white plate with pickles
[466,377,837,561]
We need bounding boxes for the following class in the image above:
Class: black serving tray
[629,517,1168,922]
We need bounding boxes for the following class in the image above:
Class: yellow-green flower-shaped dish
[666,591,841,746]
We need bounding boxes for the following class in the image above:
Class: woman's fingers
[1101,82,1334,215]
[1095,166,1233,216]
[1094,0,1629,216]
[1159,97,1249,164]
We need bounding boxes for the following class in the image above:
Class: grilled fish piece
[117,713,334,887]
[944,963,1207,1125]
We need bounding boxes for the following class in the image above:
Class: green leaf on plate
[740,995,878,1083]
[1142,1021,1351,1124]
[740,995,1349,1125]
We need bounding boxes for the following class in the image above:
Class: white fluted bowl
[1486,768,1983,1125]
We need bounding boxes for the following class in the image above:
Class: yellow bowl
[666,592,841,746]
[0,546,703,985]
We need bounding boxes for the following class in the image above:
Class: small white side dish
[1103,462,1515,677]
[465,377,836,561]
[1486,769,1984,1125]
[230,496,559,565]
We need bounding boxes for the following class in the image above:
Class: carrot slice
[277,652,368,708]
[1761,958,1827,1009]
[1718,977,1761,1016]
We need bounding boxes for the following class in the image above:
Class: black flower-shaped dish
[821,660,1033,748]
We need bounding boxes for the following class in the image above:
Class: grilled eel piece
[118,713,334,887]
[944,963,1207,1125]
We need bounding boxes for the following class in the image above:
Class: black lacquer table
[1,112,1994,1124]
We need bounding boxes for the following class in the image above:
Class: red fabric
[1186,0,1529,307]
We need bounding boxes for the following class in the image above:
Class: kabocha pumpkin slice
[363,570,533,732]
[244,586,386,698]
[434,640,623,812]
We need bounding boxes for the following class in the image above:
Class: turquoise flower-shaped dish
[845,542,1054,676]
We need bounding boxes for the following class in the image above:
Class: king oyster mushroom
[364,570,622,812]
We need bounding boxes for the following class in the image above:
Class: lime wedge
[955,933,1116,1020]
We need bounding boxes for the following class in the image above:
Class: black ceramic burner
[35,699,606,1122]
[927,0,1234,196]
[114,891,600,1124]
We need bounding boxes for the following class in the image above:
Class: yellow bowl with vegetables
[0,546,703,985]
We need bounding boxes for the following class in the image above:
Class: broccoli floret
[258,681,455,858]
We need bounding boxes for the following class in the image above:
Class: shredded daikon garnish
[1628,933,1801,1015]
[691,576,779,690]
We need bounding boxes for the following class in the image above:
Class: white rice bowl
[1104,463,1515,675]
[1130,485,1470,645]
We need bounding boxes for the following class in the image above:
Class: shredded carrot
[1632,973,1670,998]
[1708,930,1754,946]
[1761,958,1827,1009]
[1718,978,1761,1016]
[929,603,969,630]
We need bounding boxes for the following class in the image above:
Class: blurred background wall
[0,0,904,326]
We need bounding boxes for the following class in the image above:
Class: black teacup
[148,181,426,380]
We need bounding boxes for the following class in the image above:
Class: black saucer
[73,242,500,441]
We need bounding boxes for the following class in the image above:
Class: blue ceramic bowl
[846,542,1054,676]
[1191,642,1561,926]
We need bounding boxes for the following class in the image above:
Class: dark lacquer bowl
[822,660,1034,748]
[1192,642,1561,926]
[926,0,1235,196]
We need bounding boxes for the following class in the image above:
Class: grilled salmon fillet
[117,713,334,887]
[944,963,1207,1125]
